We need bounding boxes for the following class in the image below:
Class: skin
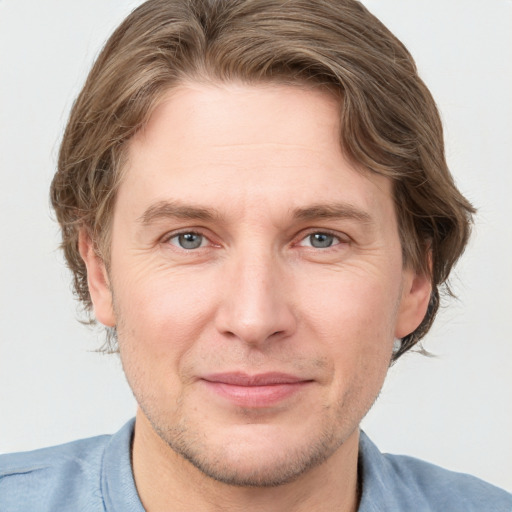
[80,82,431,512]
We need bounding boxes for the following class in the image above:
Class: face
[82,82,430,487]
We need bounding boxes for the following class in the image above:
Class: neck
[132,410,360,512]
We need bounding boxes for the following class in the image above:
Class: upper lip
[201,372,310,386]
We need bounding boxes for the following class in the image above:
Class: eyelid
[161,228,216,248]
[159,227,350,250]
[295,229,351,248]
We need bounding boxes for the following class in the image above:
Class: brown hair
[50,0,475,360]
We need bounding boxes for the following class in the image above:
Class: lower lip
[202,381,311,408]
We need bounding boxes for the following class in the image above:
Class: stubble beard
[114,296,390,490]
[111,301,349,487]
[141,399,351,488]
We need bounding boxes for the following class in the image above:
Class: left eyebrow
[292,203,374,225]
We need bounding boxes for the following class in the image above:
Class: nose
[214,251,297,347]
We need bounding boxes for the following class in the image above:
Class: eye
[298,232,343,249]
[168,232,207,250]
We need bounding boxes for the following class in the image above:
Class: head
[52,0,474,361]
[50,0,474,488]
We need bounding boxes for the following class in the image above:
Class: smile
[201,372,313,408]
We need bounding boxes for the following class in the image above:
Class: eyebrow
[137,200,221,225]
[137,200,374,227]
[292,203,374,224]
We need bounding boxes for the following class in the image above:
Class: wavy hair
[51,0,475,360]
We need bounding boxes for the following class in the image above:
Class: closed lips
[200,372,313,407]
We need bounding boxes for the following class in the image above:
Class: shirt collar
[101,418,144,512]
[100,420,411,512]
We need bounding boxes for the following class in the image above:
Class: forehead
[118,81,394,226]
[131,81,343,163]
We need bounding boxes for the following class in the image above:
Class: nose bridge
[216,241,295,345]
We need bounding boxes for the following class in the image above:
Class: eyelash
[296,230,349,249]
[163,230,212,250]
[161,229,350,252]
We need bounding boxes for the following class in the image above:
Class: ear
[394,267,432,339]
[78,229,116,327]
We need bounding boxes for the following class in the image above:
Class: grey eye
[172,232,205,250]
[309,233,335,248]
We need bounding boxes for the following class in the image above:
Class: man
[1,0,510,510]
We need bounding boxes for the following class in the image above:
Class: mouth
[200,372,313,408]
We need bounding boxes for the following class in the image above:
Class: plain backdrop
[1,0,511,492]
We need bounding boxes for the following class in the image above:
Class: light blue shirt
[1,419,511,511]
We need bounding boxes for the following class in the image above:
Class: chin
[153,417,347,488]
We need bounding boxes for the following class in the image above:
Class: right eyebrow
[137,200,221,225]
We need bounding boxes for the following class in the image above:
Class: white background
[1,0,511,492]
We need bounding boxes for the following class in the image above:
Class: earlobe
[78,230,116,327]
[394,268,432,339]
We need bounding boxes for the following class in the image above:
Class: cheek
[297,265,399,384]
[300,265,401,340]
[113,275,212,409]
[112,264,219,363]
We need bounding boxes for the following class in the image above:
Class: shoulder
[0,432,113,512]
[383,452,512,511]
[359,431,512,512]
